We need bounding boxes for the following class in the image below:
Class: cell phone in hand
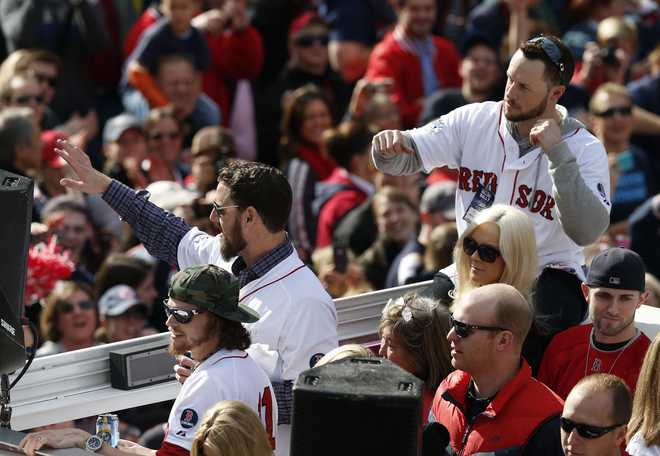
[333,246,348,273]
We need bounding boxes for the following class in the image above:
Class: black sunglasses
[163,300,204,324]
[295,34,329,47]
[463,236,501,263]
[149,131,180,141]
[449,315,507,338]
[594,106,632,118]
[527,36,566,83]
[14,94,45,105]
[560,417,624,439]
[60,299,95,314]
[34,73,58,88]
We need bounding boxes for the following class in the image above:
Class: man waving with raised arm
[53,140,337,455]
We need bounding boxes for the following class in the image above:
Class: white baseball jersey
[177,231,338,381]
[165,348,277,451]
[407,101,610,277]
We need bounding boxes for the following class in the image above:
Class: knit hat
[586,248,645,292]
[169,265,259,323]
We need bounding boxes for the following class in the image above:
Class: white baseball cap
[98,285,146,320]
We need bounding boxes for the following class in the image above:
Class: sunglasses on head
[34,73,58,88]
[463,236,501,263]
[149,131,180,141]
[526,36,567,84]
[295,34,329,47]
[14,94,45,105]
[449,314,507,338]
[594,106,632,118]
[560,417,623,439]
[60,299,95,314]
[163,300,204,324]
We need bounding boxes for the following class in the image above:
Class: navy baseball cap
[586,248,645,292]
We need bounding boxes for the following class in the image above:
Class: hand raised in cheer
[371,129,415,157]
[54,139,112,194]
[529,118,562,152]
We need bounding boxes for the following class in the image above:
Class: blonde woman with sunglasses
[453,204,538,301]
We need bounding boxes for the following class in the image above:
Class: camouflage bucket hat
[168,265,259,323]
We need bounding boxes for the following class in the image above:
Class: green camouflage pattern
[168,264,259,323]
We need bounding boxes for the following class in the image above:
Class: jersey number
[258,386,276,449]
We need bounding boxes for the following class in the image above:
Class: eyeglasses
[59,299,96,314]
[13,94,45,105]
[149,131,180,141]
[559,417,624,439]
[463,237,501,263]
[527,36,566,83]
[449,314,507,338]
[294,34,329,47]
[211,201,240,217]
[163,300,204,324]
[34,73,58,88]
[593,106,632,118]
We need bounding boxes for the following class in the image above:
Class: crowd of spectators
[2,0,660,454]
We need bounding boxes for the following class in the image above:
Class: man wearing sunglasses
[561,374,632,456]
[372,35,611,339]
[589,83,657,229]
[538,248,651,400]
[430,284,564,455]
[20,264,277,456]
[53,143,337,456]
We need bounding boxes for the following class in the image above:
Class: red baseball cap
[41,130,68,169]
[289,11,326,39]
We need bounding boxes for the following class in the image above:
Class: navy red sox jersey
[408,101,610,277]
[164,349,277,452]
[538,324,650,399]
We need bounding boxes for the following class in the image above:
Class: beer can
[96,413,119,448]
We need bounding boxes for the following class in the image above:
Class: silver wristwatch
[84,435,103,452]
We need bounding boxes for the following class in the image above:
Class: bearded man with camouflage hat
[20,265,278,456]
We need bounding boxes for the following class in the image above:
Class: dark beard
[220,222,247,261]
[505,94,549,122]
[168,319,219,357]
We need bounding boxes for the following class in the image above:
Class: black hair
[323,122,373,170]
[520,35,575,87]
[217,160,292,233]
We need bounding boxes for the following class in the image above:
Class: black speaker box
[0,170,32,375]
[291,357,423,456]
[109,341,177,390]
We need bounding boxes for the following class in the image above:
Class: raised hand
[530,118,561,152]
[372,129,415,157]
[54,139,112,194]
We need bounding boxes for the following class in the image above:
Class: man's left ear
[551,85,566,103]
[244,207,257,224]
[638,290,650,308]
[496,330,514,351]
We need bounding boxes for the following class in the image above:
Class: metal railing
[8,281,430,430]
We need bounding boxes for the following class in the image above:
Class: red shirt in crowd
[537,324,651,400]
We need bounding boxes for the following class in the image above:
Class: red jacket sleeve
[366,39,422,128]
[124,9,159,59]
[156,441,190,456]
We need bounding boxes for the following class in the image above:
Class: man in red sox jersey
[20,265,277,456]
[372,35,611,369]
[538,248,651,400]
